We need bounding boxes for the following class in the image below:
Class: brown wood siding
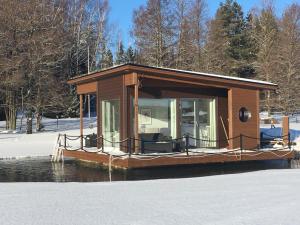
[77,82,97,94]
[124,73,136,86]
[64,150,294,169]
[228,88,259,149]
[97,75,125,149]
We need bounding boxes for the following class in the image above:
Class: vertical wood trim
[216,97,220,148]
[256,90,260,147]
[134,74,139,153]
[80,94,84,149]
[98,81,102,143]
[228,89,233,149]
[195,100,200,146]
[122,75,128,152]
[127,88,132,140]
[176,98,181,139]
[282,116,289,144]
[96,83,100,149]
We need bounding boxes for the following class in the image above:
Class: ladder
[51,134,64,162]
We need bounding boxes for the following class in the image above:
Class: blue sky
[109,0,299,47]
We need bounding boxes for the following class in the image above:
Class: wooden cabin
[65,64,294,169]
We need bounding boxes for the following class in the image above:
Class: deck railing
[58,132,292,157]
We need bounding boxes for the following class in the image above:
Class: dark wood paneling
[139,78,227,98]
[97,75,124,148]
[77,82,97,94]
[218,96,229,148]
[98,76,123,99]
[228,88,259,149]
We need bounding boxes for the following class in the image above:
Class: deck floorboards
[63,149,295,169]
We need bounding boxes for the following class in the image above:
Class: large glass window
[101,99,120,147]
[181,98,216,148]
[138,98,176,139]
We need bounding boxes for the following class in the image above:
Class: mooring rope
[60,133,295,162]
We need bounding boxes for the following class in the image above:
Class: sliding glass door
[138,98,176,139]
[181,98,216,148]
[101,99,120,148]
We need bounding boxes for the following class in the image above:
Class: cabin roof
[68,63,277,90]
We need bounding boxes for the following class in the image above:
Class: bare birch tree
[275,3,300,114]
[252,3,278,113]
[132,0,175,67]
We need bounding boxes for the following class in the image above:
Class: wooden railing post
[260,132,263,149]
[64,134,67,149]
[282,116,289,146]
[134,75,139,154]
[127,137,132,156]
[185,135,189,156]
[288,132,291,150]
[80,94,84,150]
[240,134,243,160]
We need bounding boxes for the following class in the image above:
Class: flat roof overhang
[67,64,278,91]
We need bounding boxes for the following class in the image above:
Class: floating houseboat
[62,64,294,169]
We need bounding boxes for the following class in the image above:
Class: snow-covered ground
[0,117,97,158]
[0,117,300,225]
[261,122,300,130]
[0,169,299,225]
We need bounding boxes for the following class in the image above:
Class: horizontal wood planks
[77,82,97,94]
[63,150,295,169]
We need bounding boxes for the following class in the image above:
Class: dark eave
[67,63,277,90]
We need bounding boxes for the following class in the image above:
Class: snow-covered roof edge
[69,63,277,87]
[148,65,276,86]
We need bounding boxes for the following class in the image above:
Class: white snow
[0,169,299,225]
[0,117,97,159]
[293,136,300,151]
[1,115,300,225]
[261,122,300,130]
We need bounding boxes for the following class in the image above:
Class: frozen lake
[0,157,299,182]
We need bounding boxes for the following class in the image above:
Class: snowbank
[0,117,97,158]
[0,169,299,225]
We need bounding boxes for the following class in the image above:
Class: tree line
[0,0,299,131]
[133,0,300,115]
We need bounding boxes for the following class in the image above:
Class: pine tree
[115,41,127,65]
[102,49,114,68]
[126,46,136,63]
[205,0,256,77]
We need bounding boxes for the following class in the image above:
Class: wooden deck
[63,149,295,169]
